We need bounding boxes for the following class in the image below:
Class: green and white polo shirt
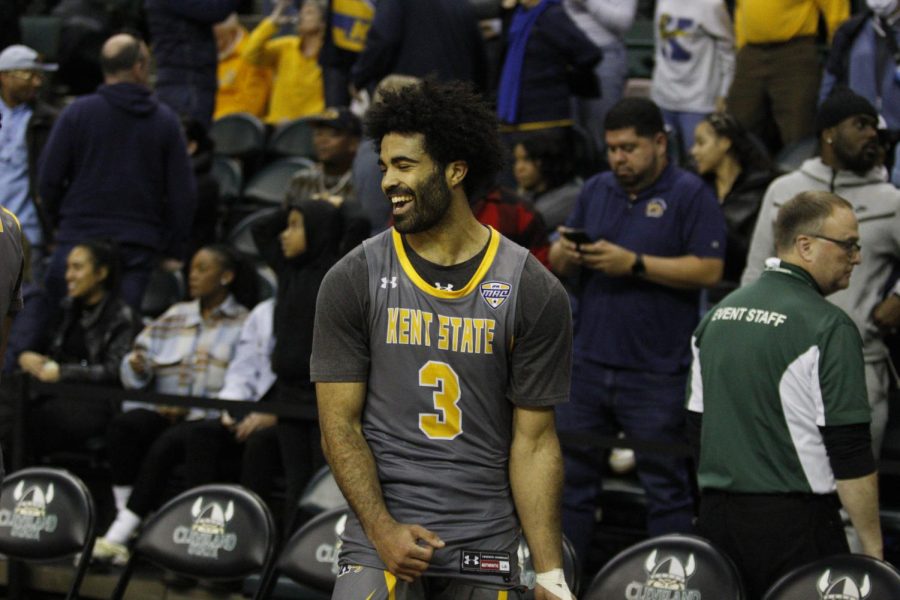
[687,259,870,494]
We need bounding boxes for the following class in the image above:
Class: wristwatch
[631,254,645,276]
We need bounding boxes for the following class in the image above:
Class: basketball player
[311,80,574,599]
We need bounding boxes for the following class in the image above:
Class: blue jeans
[556,360,695,564]
[661,109,708,166]
[572,41,628,149]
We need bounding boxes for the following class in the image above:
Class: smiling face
[280,208,307,258]
[65,246,108,304]
[379,132,454,234]
[690,120,732,176]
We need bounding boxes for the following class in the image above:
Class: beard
[834,136,881,175]
[390,168,454,234]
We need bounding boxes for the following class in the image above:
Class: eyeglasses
[808,234,862,257]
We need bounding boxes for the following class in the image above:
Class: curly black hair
[518,129,577,190]
[364,79,503,196]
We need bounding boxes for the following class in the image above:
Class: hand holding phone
[560,228,593,246]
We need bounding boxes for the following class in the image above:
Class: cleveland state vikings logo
[480,281,511,309]
[0,480,59,540]
[817,569,871,600]
[624,549,701,599]
[172,497,237,558]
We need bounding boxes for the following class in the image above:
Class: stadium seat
[209,113,267,163]
[212,155,244,205]
[0,467,95,600]
[139,267,186,322]
[584,534,746,600]
[19,16,62,62]
[243,157,316,205]
[110,484,276,600]
[225,206,281,259]
[762,554,900,600]
[267,118,316,160]
[256,506,349,598]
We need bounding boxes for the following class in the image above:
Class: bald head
[100,34,149,83]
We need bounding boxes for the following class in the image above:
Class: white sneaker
[90,536,130,566]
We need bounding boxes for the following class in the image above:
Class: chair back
[210,113,267,159]
[139,268,186,321]
[212,155,244,205]
[774,135,817,174]
[243,157,316,205]
[258,506,349,596]
[762,554,900,600]
[267,118,316,160]
[584,534,745,600]
[298,466,347,517]
[225,206,282,259]
[0,467,95,600]
[110,484,276,600]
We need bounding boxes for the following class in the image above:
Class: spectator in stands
[38,33,196,312]
[0,44,58,280]
[471,185,552,268]
[726,0,848,154]
[820,0,900,185]
[212,12,272,120]
[650,0,735,158]
[563,0,637,148]
[244,0,326,126]
[90,244,255,565]
[742,88,900,460]
[690,112,774,298]
[251,199,343,533]
[285,106,369,255]
[319,0,374,106]
[144,0,239,127]
[549,98,726,565]
[497,0,602,131]
[513,128,582,230]
[350,0,488,95]
[18,240,141,459]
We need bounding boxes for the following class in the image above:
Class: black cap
[307,106,362,136]
[815,87,878,134]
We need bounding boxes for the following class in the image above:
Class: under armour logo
[380,276,397,289]
[464,555,479,566]
[435,282,454,291]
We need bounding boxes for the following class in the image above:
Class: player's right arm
[317,381,444,582]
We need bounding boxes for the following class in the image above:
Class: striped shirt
[120,295,248,418]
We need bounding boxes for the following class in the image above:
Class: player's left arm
[510,405,569,600]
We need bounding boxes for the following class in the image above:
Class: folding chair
[243,157,316,205]
[256,506,349,598]
[584,533,746,600]
[762,554,900,599]
[109,483,276,600]
[0,467,95,600]
[267,118,316,160]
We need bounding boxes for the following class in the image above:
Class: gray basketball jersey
[340,227,529,585]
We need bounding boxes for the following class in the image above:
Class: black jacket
[48,294,142,384]
[26,100,58,242]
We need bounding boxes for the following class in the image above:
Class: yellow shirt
[734,0,848,48]
[243,18,325,125]
[214,28,273,120]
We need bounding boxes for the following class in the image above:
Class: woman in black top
[19,240,141,457]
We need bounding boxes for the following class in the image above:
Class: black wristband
[631,254,645,276]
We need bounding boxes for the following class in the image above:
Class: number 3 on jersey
[418,361,463,440]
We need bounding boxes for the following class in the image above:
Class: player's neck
[404,199,489,267]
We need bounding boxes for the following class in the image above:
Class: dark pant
[28,395,117,458]
[106,408,171,486]
[556,362,695,565]
[697,491,848,600]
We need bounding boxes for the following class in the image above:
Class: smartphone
[561,228,593,246]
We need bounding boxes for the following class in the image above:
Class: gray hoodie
[741,157,900,362]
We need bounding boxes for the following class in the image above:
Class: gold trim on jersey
[383,570,397,599]
[392,227,500,299]
[0,206,22,234]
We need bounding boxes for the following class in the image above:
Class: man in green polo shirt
[686,190,882,599]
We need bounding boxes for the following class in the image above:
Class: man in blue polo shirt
[549,97,726,566]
